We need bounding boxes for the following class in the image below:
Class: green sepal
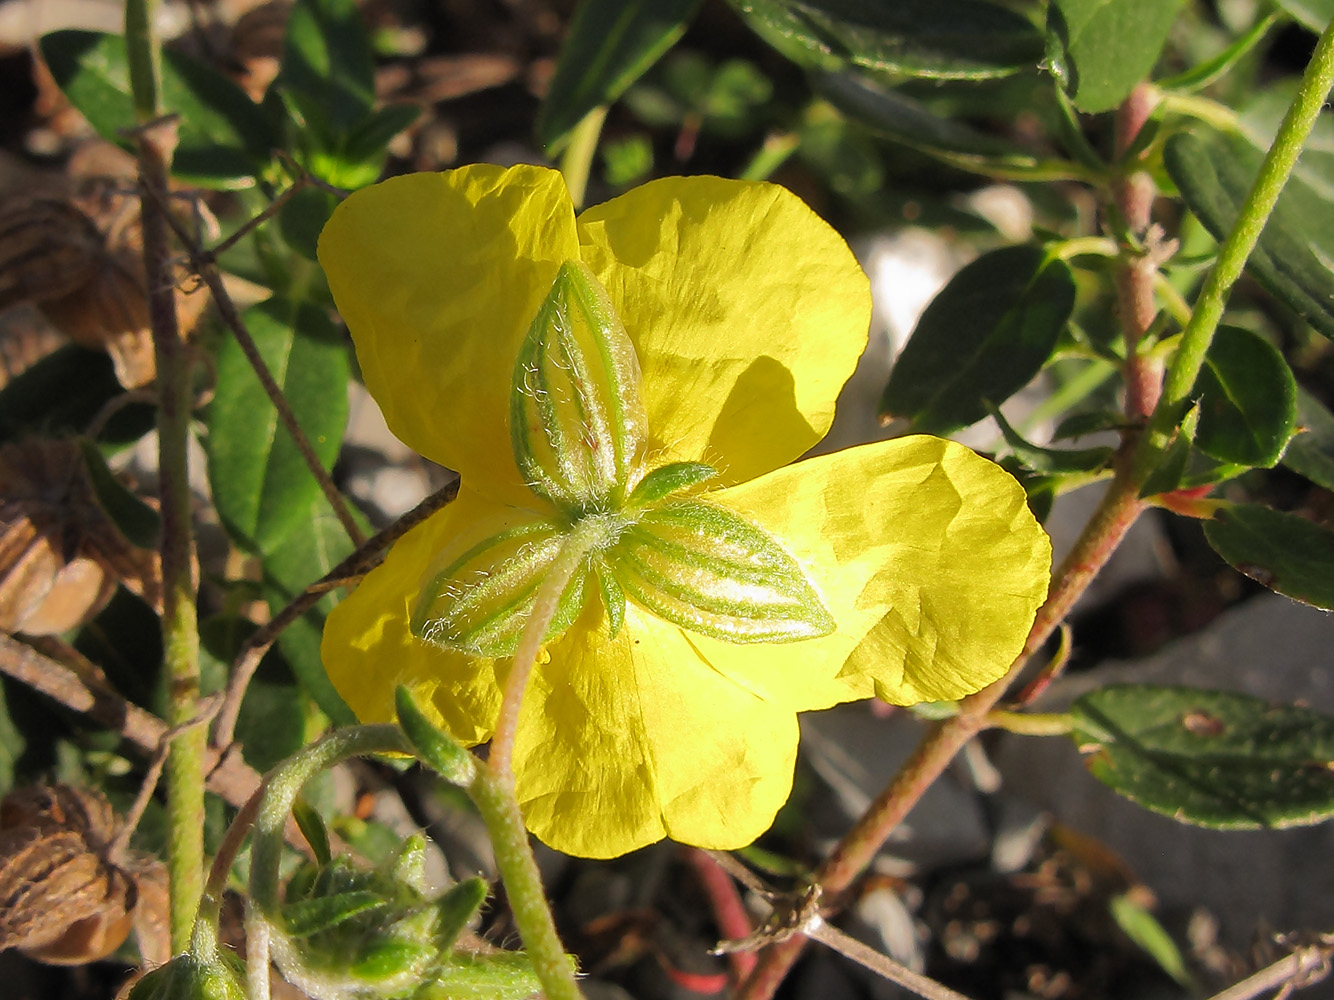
[419,952,549,1000]
[395,686,477,787]
[511,260,648,515]
[595,565,627,638]
[127,919,245,1000]
[608,500,835,643]
[411,520,590,658]
[628,461,718,506]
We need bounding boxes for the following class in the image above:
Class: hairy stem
[474,526,609,1000]
[1136,14,1334,480]
[125,0,206,950]
[1113,83,1164,420]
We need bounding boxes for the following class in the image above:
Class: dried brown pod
[0,437,162,635]
[0,785,138,965]
[0,185,207,389]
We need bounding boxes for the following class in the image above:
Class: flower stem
[125,0,206,952]
[475,526,609,1000]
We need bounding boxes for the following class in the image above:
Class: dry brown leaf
[0,437,162,634]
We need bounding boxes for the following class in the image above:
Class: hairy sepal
[511,260,647,515]
[608,500,835,643]
[411,520,590,658]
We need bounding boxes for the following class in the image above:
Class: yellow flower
[318,164,1050,859]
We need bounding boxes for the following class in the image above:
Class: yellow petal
[318,166,580,508]
[513,607,797,858]
[703,436,1051,707]
[577,176,872,486]
[319,486,533,743]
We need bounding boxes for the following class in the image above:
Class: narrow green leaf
[990,405,1114,475]
[1273,0,1334,33]
[411,519,591,658]
[538,0,700,150]
[731,0,1045,80]
[1165,129,1334,339]
[1071,685,1334,828]
[881,246,1076,435]
[78,438,160,549]
[511,261,647,515]
[1204,503,1334,610]
[1046,0,1188,113]
[275,0,375,145]
[395,686,477,787]
[206,297,350,555]
[292,798,332,866]
[1282,387,1334,490]
[816,73,1078,181]
[280,890,387,937]
[607,500,834,643]
[1156,13,1278,94]
[39,30,275,189]
[1193,325,1297,468]
[432,878,488,951]
[1109,894,1195,989]
[261,493,364,727]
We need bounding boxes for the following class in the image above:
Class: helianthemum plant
[318,164,1051,859]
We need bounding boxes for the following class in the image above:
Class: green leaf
[0,681,25,798]
[206,296,350,555]
[731,0,1045,80]
[1204,503,1334,610]
[816,73,1076,181]
[1046,0,1187,113]
[280,891,388,937]
[511,261,647,515]
[78,438,160,549]
[1273,0,1334,33]
[261,493,363,728]
[1165,129,1334,339]
[1071,685,1334,828]
[1282,387,1334,490]
[411,520,591,658]
[881,246,1076,435]
[1156,13,1278,94]
[1192,325,1297,468]
[198,615,307,773]
[432,878,488,951]
[292,797,332,866]
[990,405,1113,475]
[39,30,274,189]
[1109,894,1194,989]
[538,0,700,151]
[275,0,375,145]
[278,187,340,262]
[607,500,835,643]
[0,346,153,447]
[395,686,477,786]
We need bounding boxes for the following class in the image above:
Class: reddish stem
[684,848,757,982]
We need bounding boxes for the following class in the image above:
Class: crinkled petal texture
[704,436,1052,709]
[321,437,1049,857]
[318,166,872,506]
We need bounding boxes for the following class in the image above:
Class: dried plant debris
[0,784,153,965]
[0,437,161,634]
[0,185,207,389]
